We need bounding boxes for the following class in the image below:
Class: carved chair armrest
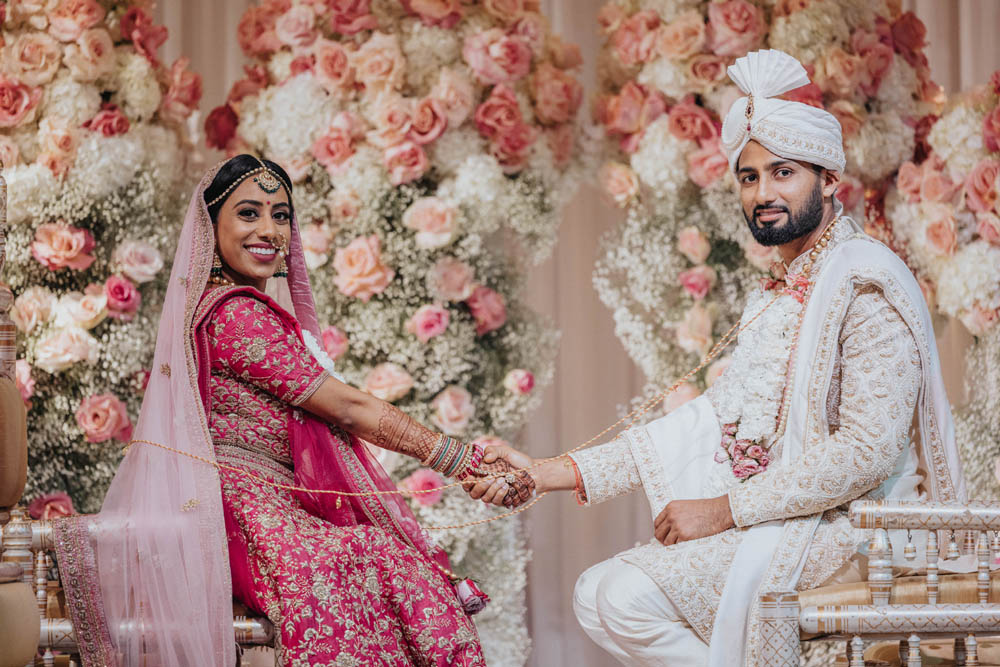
[849,499,1000,531]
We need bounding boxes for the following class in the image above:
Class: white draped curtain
[153,2,1000,664]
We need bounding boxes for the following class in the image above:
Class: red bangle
[570,458,587,506]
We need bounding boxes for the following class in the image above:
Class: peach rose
[405,303,450,343]
[482,0,528,23]
[663,381,700,413]
[76,392,132,443]
[384,141,429,185]
[64,27,114,82]
[328,0,378,35]
[474,84,522,139]
[363,362,414,401]
[920,162,960,204]
[828,100,864,139]
[503,368,535,395]
[780,81,823,108]
[548,35,583,70]
[328,188,361,222]
[600,161,639,207]
[965,159,1000,214]
[491,123,537,174]
[314,39,353,93]
[430,68,475,127]
[977,213,1000,246]
[0,75,42,128]
[34,326,99,373]
[611,10,660,66]
[12,287,56,334]
[891,11,928,69]
[47,0,105,42]
[160,57,202,122]
[545,123,575,167]
[105,275,141,321]
[656,10,706,59]
[409,97,448,145]
[819,47,863,98]
[462,29,532,85]
[597,3,627,36]
[676,302,712,354]
[530,63,583,126]
[402,197,458,249]
[119,7,167,64]
[834,174,864,212]
[321,325,349,361]
[15,360,35,407]
[399,468,445,506]
[353,32,406,92]
[707,0,764,57]
[852,29,894,96]
[960,303,1000,337]
[896,161,923,203]
[333,235,395,301]
[0,135,20,167]
[28,492,75,520]
[366,93,413,148]
[924,204,957,256]
[83,103,129,136]
[402,0,462,28]
[687,138,728,188]
[278,155,312,183]
[428,257,475,301]
[466,285,507,335]
[7,32,62,87]
[275,4,317,49]
[706,355,732,387]
[237,4,284,57]
[301,223,331,269]
[430,385,475,435]
[984,106,1000,153]
[678,265,717,300]
[56,287,106,330]
[313,127,355,174]
[31,222,95,271]
[687,54,731,92]
[600,82,666,151]
[39,116,78,161]
[677,226,711,264]
[509,12,547,57]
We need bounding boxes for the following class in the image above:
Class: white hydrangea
[767,2,851,64]
[630,116,690,198]
[637,57,689,101]
[329,144,391,207]
[42,72,102,127]
[4,163,57,225]
[399,18,461,95]
[110,51,162,121]
[874,56,919,119]
[928,104,989,178]
[845,110,914,183]
[240,74,335,160]
[428,126,489,176]
[266,50,295,83]
[935,242,1000,318]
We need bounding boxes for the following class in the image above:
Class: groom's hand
[463,443,535,508]
[654,496,735,546]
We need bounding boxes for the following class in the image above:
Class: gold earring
[274,239,288,278]
[211,250,223,276]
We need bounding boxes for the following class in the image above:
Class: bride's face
[214,177,292,290]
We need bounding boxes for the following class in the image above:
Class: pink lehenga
[52,164,485,666]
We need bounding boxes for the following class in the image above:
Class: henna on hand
[372,402,438,461]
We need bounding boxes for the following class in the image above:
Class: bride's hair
[204,154,294,223]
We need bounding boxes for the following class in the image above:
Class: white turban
[721,49,846,174]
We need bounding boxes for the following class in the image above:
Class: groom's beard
[743,178,825,247]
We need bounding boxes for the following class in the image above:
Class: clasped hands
[462,442,537,509]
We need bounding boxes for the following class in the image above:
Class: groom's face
[735,141,839,247]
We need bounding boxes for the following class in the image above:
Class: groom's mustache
[752,205,790,225]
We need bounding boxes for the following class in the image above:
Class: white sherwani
[570,218,965,666]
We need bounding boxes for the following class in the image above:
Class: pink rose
[399,468,445,506]
[992,70,1000,96]
[0,135,20,167]
[852,29,894,96]
[598,82,666,152]
[15,360,34,407]
[204,105,239,151]
[363,362,414,401]
[328,0,378,35]
[11,287,56,334]
[409,97,448,145]
[677,302,712,354]
[431,68,475,127]
[663,382,700,413]
[352,32,405,92]
[105,275,141,321]
[83,103,130,137]
[403,197,458,249]
[275,4,317,49]
[611,10,660,66]
[462,29,532,85]
[428,257,475,301]
[333,235,395,301]
[920,162,960,204]
[466,285,507,335]
[547,36,583,70]
[687,137,728,188]
[835,174,864,212]
[977,213,1000,246]
[600,161,640,207]
[780,81,824,108]
[237,4,284,57]
[509,13,547,57]
[0,75,42,128]
[960,303,1000,336]
[402,0,462,28]
[64,27,115,82]
[597,2,627,35]
[678,265,717,300]
[384,141,429,185]
[491,123,538,174]
[160,57,203,122]
[482,0,528,23]
[891,11,928,69]
[321,325,349,361]
[745,444,766,460]
[76,393,132,443]
[313,127,355,174]
[119,7,167,64]
[732,458,760,480]
[828,100,864,139]
[39,116,79,162]
[288,54,315,78]
[475,84,523,139]
[405,304,450,343]
[530,63,583,126]
[456,578,490,616]
[301,223,332,269]
[896,161,923,203]
[430,385,475,435]
[279,155,312,183]
[367,93,413,148]
[56,287,107,330]
[503,369,535,395]
[656,10,706,59]
[28,492,75,520]
[7,32,62,87]
[705,355,731,387]
[924,204,957,256]
[31,222,95,271]
[984,106,1000,153]
[328,188,361,222]
[677,226,711,264]
[687,54,730,92]
[819,47,863,98]
[47,0,104,42]
[314,39,353,93]
[34,326,99,373]
[707,0,764,57]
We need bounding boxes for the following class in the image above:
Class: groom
[467,49,966,666]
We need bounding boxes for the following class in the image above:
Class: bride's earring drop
[209,250,235,287]
[274,238,288,278]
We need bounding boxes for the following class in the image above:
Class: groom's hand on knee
[653,496,735,545]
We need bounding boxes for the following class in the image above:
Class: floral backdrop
[2,0,201,512]
[591,0,942,420]
[206,0,591,663]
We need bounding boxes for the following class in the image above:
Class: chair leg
[759,591,801,667]
[899,637,909,664]
[956,636,967,666]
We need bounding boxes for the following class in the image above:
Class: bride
[51,155,533,666]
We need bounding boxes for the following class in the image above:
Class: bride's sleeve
[207,294,331,406]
